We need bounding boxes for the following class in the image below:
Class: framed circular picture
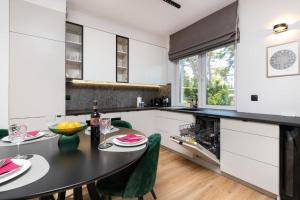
[267,42,299,77]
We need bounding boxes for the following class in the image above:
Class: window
[179,55,199,106]
[177,44,235,109]
[204,44,235,107]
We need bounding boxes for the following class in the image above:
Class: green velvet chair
[0,129,8,139]
[96,133,161,200]
[112,120,132,129]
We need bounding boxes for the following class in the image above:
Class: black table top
[0,128,147,200]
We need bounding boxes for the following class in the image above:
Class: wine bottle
[90,100,100,147]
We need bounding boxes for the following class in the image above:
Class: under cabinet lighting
[273,23,288,33]
[70,80,161,88]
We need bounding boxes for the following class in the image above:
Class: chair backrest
[112,120,132,129]
[123,133,161,198]
[0,129,8,139]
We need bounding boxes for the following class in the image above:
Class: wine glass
[9,124,27,159]
[98,118,113,149]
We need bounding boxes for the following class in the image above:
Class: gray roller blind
[169,1,238,61]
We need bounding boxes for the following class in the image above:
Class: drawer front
[156,111,194,123]
[221,129,279,166]
[102,112,121,119]
[221,150,279,194]
[221,118,279,138]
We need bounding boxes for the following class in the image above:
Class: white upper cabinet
[129,40,167,85]
[9,32,65,118]
[83,27,116,82]
[10,0,65,42]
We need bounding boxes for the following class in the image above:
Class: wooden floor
[44,148,274,200]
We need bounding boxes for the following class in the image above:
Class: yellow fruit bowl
[48,121,88,136]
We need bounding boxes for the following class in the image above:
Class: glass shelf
[116,36,129,83]
[65,22,83,80]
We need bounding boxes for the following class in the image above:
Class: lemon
[56,121,69,129]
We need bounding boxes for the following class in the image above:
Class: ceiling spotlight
[162,0,181,9]
[273,23,288,33]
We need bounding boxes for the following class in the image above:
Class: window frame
[177,43,237,110]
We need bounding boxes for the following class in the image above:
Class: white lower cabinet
[154,111,194,157]
[121,111,155,136]
[120,110,195,157]
[101,112,121,119]
[220,118,279,195]
[65,115,89,122]
[9,116,55,131]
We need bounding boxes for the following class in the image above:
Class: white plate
[1,131,47,142]
[0,159,31,184]
[112,135,148,147]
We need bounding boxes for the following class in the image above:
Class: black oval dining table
[0,128,147,200]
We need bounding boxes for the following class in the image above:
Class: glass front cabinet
[116,35,129,82]
[65,22,83,80]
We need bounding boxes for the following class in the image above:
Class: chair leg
[39,195,55,200]
[73,186,83,200]
[138,197,144,200]
[57,191,66,200]
[151,189,157,199]
[87,182,100,200]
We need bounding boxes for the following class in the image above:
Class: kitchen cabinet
[9,32,65,119]
[66,22,83,79]
[220,118,279,195]
[154,111,194,157]
[83,27,116,82]
[10,0,65,42]
[129,40,167,85]
[116,36,129,83]
[65,115,89,122]
[120,111,155,136]
[10,116,55,131]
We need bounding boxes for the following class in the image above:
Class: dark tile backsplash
[66,82,171,111]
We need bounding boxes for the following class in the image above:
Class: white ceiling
[68,0,236,36]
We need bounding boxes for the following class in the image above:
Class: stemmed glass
[9,124,27,159]
[98,118,113,149]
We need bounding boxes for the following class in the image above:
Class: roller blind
[169,1,238,61]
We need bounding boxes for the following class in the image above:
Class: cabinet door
[120,111,155,136]
[130,40,167,84]
[10,0,65,42]
[83,27,116,82]
[9,32,65,118]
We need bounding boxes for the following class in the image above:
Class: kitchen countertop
[66,107,300,127]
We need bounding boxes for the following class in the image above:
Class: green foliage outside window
[206,45,235,106]
[180,44,235,107]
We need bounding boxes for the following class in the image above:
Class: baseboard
[222,172,278,199]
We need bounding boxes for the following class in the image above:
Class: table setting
[0,118,147,200]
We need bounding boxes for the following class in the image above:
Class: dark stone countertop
[66,107,162,115]
[66,107,300,127]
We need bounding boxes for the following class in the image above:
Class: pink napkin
[0,158,21,175]
[27,130,39,137]
[116,133,143,143]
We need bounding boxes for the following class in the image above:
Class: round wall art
[267,42,299,77]
[270,50,296,70]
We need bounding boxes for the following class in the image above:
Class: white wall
[237,0,300,116]
[67,8,168,48]
[0,0,9,128]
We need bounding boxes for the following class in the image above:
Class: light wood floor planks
[37,148,275,200]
